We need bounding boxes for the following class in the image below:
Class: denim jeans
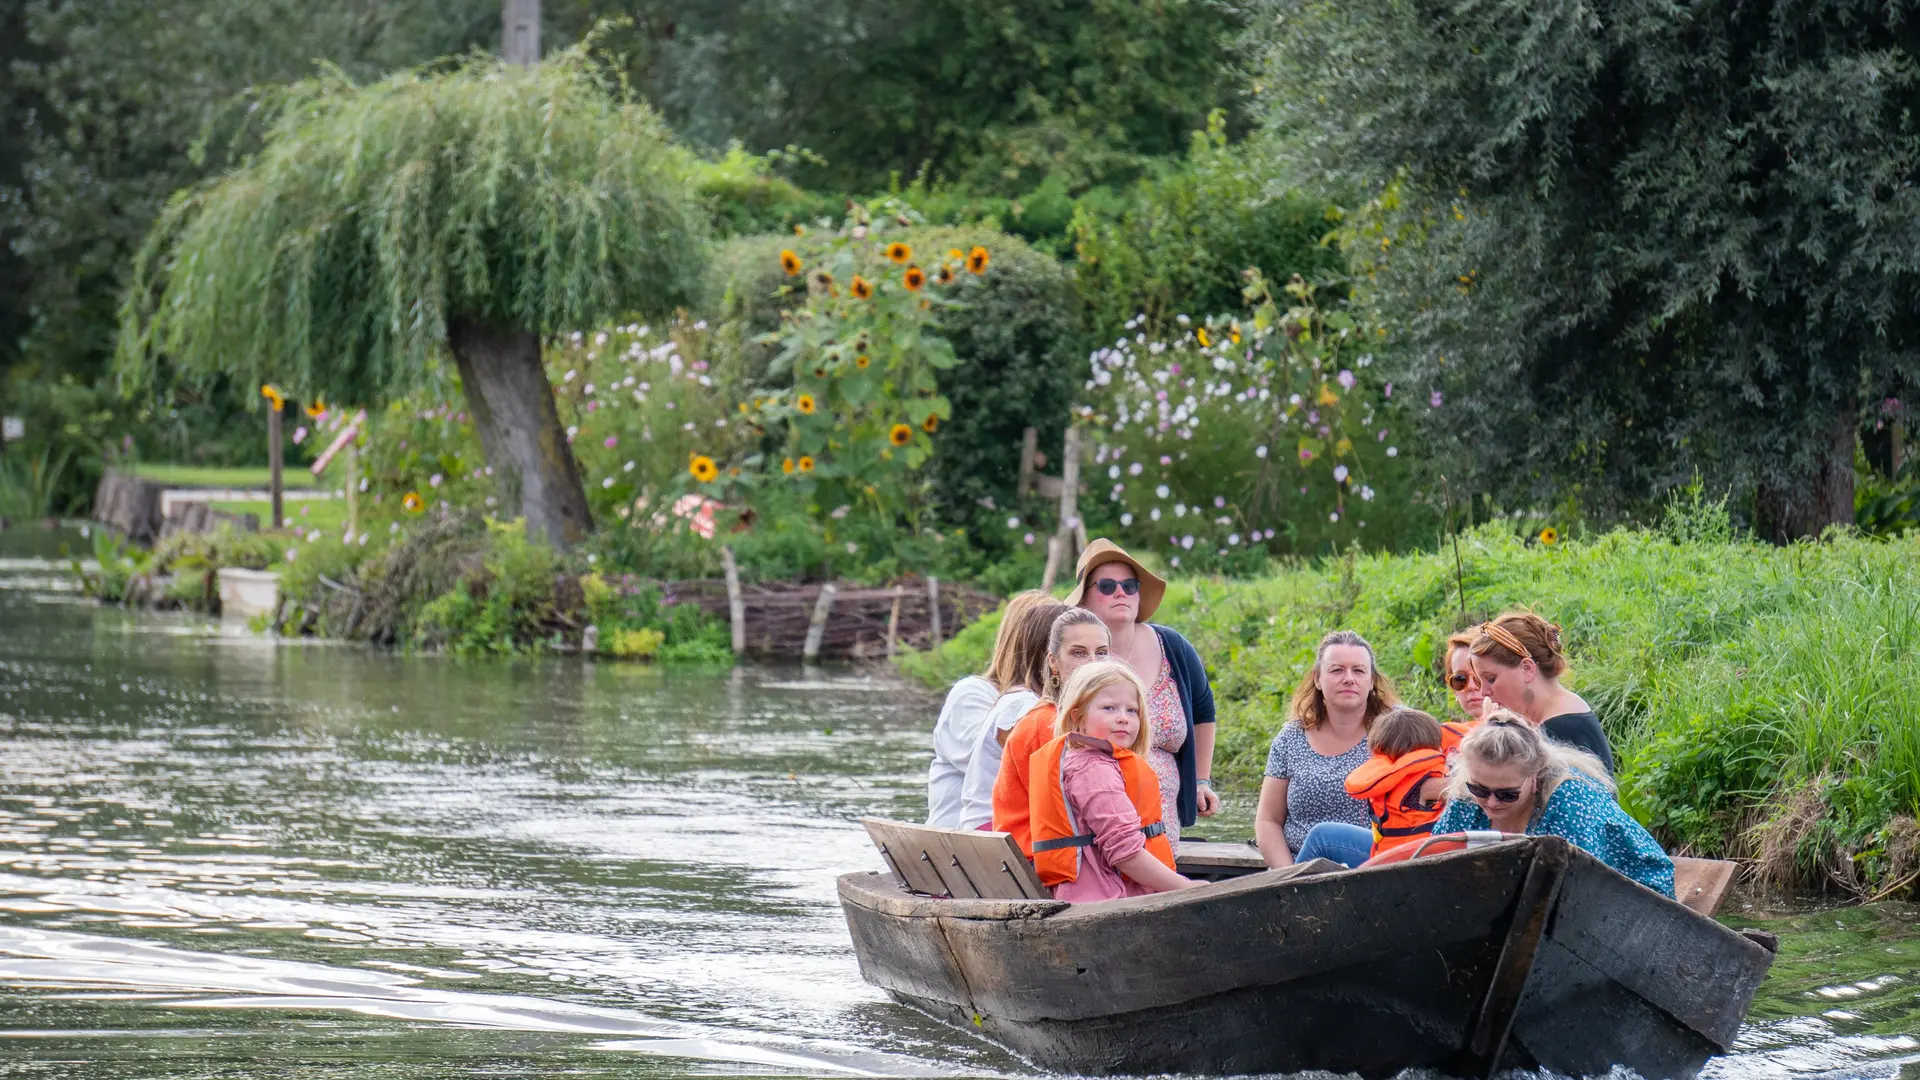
[1294,821,1375,868]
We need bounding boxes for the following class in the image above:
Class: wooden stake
[1056,426,1082,565]
[885,590,902,658]
[267,407,284,530]
[345,444,359,536]
[803,583,837,661]
[721,545,746,655]
[1040,533,1064,593]
[1017,426,1039,499]
[1894,415,1908,477]
[927,576,943,648]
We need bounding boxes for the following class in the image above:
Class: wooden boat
[838,820,1778,1079]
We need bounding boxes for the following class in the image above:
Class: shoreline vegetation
[896,516,1920,900]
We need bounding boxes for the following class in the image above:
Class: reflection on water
[0,531,1916,1079]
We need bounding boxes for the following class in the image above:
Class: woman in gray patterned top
[1254,630,1401,867]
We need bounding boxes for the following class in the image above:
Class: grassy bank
[898,518,1920,897]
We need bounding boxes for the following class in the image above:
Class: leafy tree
[115,45,710,547]
[1254,0,1920,540]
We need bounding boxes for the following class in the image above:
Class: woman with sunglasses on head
[1066,539,1218,852]
[1255,630,1402,868]
[1469,612,1615,773]
[1430,713,1673,897]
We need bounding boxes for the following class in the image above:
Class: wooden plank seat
[1672,856,1738,917]
[860,818,1050,900]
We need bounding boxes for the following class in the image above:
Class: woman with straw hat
[1065,538,1219,849]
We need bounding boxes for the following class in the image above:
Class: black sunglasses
[1093,578,1140,597]
[1466,781,1525,804]
[1445,671,1474,692]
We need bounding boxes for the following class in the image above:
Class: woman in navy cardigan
[1065,539,1218,844]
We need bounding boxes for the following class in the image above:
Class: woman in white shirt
[926,591,1051,827]
[957,598,1068,829]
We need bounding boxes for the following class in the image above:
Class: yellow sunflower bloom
[887,242,913,264]
[855,354,871,369]
[947,248,965,260]
[889,423,912,447]
[966,246,990,274]
[689,454,719,483]
[260,384,285,412]
[851,275,873,300]
[782,457,796,476]
[795,394,816,415]
[903,265,926,291]
[1317,384,1341,406]
[779,249,803,276]
[797,456,815,473]
[402,492,424,513]
[1539,527,1560,546]
[305,399,326,418]
[922,414,939,433]
[935,265,955,286]
[1196,327,1212,348]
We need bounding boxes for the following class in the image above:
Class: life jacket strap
[1035,820,1165,852]
[1378,821,1436,837]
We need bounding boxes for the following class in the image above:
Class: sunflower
[1539,526,1560,546]
[855,354,871,369]
[966,246,990,274]
[1229,323,1243,345]
[903,265,927,291]
[887,241,913,264]
[1317,384,1341,406]
[812,270,835,291]
[305,399,327,419]
[782,457,796,476]
[793,224,807,236]
[402,492,424,513]
[948,248,965,260]
[689,454,719,483]
[260,384,285,412]
[779,249,804,276]
[797,455,815,473]
[934,265,955,286]
[922,414,939,433]
[795,393,816,415]
[888,423,913,447]
[851,275,873,300]
[1196,327,1212,348]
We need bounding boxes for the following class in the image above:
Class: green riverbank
[897,521,1920,899]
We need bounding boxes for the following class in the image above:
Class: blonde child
[1027,661,1199,901]
[992,608,1111,855]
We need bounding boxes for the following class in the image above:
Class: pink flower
[291,426,308,444]
[604,435,618,449]
[1384,382,1394,399]
[1337,370,1356,390]
[1299,448,1314,462]
[1430,390,1444,408]
[429,473,443,487]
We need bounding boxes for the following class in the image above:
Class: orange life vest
[1440,720,1478,752]
[1344,748,1449,855]
[991,703,1057,857]
[1028,733,1175,886]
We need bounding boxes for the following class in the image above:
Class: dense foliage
[1252,0,1920,541]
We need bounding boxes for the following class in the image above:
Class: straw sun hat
[1063,538,1168,623]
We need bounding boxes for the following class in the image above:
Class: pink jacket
[1050,746,1156,903]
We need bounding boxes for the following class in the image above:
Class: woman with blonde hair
[926,590,1050,828]
[1469,611,1615,772]
[957,598,1069,828]
[1430,713,1673,896]
[1254,630,1401,867]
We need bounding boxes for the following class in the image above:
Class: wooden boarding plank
[860,818,1048,900]
[1672,857,1737,917]
[1177,840,1268,876]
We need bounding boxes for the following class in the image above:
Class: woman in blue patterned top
[1431,712,1674,897]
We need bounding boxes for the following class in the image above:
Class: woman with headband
[1468,612,1615,773]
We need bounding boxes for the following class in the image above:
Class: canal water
[0,529,1915,1080]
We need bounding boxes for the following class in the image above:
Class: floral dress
[1146,655,1186,853]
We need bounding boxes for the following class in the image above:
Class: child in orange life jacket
[1028,661,1201,902]
[1344,707,1461,858]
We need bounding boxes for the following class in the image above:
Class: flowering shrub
[1076,271,1416,566]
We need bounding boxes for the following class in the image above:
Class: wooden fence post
[345,444,359,536]
[1040,533,1064,593]
[267,407,284,529]
[721,545,746,655]
[803,583,837,661]
[927,576,943,649]
[885,589,903,658]
[1017,426,1039,499]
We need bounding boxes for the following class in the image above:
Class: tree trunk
[448,316,593,548]
[1755,395,1857,544]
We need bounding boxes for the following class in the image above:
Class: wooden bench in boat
[861,818,1739,915]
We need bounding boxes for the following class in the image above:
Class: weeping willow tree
[115,42,710,547]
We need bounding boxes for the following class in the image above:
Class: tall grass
[898,519,1920,893]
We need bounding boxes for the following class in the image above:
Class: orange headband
[1477,621,1532,664]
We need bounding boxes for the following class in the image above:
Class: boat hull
[838,837,1773,1078]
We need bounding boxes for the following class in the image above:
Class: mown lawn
[131,462,320,489]
[898,518,1920,895]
